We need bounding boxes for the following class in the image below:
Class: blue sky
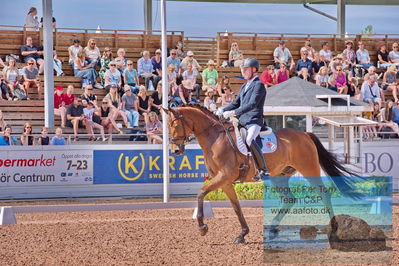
[1,0,398,36]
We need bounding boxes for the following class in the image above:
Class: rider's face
[241,67,255,80]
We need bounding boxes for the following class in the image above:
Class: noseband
[170,109,190,145]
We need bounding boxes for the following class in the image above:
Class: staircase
[184,37,217,66]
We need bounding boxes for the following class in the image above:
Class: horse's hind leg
[197,173,228,236]
[222,184,249,244]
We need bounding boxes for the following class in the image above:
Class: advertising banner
[93,149,208,184]
[0,149,93,186]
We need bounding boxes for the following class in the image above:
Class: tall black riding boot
[249,140,270,181]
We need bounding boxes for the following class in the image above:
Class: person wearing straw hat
[204,88,217,112]
[217,57,270,181]
[382,65,399,103]
[202,59,218,90]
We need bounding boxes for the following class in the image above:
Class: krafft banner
[93,149,208,184]
[0,150,94,186]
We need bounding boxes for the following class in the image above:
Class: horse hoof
[199,224,208,236]
[234,236,245,244]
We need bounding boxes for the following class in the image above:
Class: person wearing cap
[295,50,313,76]
[204,88,217,112]
[181,51,201,72]
[300,39,316,61]
[68,39,83,67]
[217,57,270,181]
[202,60,218,90]
[273,40,295,72]
[54,86,66,128]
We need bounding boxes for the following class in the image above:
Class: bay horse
[163,104,359,243]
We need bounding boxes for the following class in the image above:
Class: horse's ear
[161,107,170,115]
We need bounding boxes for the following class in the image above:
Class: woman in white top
[315,66,329,88]
[84,39,101,69]
[182,63,200,98]
[3,58,23,100]
[68,39,83,66]
[104,61,122,91]
[24,7,39,31]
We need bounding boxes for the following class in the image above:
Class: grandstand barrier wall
[0,142,397,199]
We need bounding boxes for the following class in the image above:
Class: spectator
[151,49,162,77]
[123,60,140,94]
[166,64,177,93]
[0,71,9,100]
[229,42,244,67]
[104,61,122,92]
[3,58,22,100]
[273,40,294,71]
[54,86,66,128]
[328,65,347,94]
[363,66,379,81]
[137,51,160,91]
[166,49,181,79]
[380,100,399,138]
[84,39,101,69]
[342,40,356,71]
[0,126,17,146]
[175,40,185,60]
[298,68,310,81]
[63,85,75,106]
[216,75,230,96]
[361,75,381,106]
[356,41,373,76]
[0,58,5,68]
[40,16,56,29]
[180,51,201,72]
[382,65,399,103]
[295,51,312,76]
[260,65,276,87]
[315,66,329,88]
[52,50,64,76]
[311,52,325,75]
[390,100,399,126]
[51,127,66,145]
[377,43,394,69]
[74,49,98,88]
[97,99,123,135]
[348,76,360,98]
[319,42,332,65]
[83,101,107,141]
[388,42,399,66]
[220,86,235,106]
[329,55,344,73]
[115,48,128,74]
[137,85,151,115]
[20,122,35,146]
[80,85,97,106]
[276,62,289,84]
[68,39,83,67]
[21,36,44,73]
[37,127,50,145]
[182,62,200,99]
[144,111,162,144]
[66,98,91,142]
[122,85,140,128]
[22,58,41,99]
[0,110,8,132]
[170,80,197,106]
[24,7,39,31]
[300,39,316,61]
[99,47,113,86]
[204,88,217,112]
[150,81,163,114]
[202,60,218,90]
[103,84,129,128]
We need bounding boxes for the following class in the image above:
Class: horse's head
[162,107,191,155]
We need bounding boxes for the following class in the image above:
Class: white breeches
[245,124,261,146]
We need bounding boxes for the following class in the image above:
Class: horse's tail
[307,132,363,200]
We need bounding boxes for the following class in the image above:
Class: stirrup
[253,170,270,181]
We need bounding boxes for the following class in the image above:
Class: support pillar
[337,0,346,37]
[144,0,152,32]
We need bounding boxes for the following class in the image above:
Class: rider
[217,58,270,181]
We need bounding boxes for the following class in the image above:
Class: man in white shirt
[361,75,381,106]
[273,40,295,72]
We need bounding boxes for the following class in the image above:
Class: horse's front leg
[222,184,249,243]
[197,172,227,236]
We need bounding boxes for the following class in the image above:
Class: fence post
[84,29,88,46]
[333,34,337,53]
[253,33,257,54]
[216,33,220,66]
[114,30,118,49]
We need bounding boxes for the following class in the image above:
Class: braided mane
[175,104,220,122]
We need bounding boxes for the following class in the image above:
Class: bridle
[169,109,190,146]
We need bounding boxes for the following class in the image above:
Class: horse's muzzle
[171,143,185,155]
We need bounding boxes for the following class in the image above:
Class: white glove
[215,108,224,117]
[223,110,236,119]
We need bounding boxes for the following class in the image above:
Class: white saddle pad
[234,126,278,155]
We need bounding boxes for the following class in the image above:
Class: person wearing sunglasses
[104,61,122,92]
[122,85,140,128]
[151,49,162,77]
[84,39,100,69]
[388,42,399,66]
[96,99,123,135]
[20,36,44,74]
[137,50,160,91]
[22,58,41,99]
[123,60,140,94]
[180,51,201,72]
[20,122,35,146]
[99,47,113,86]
